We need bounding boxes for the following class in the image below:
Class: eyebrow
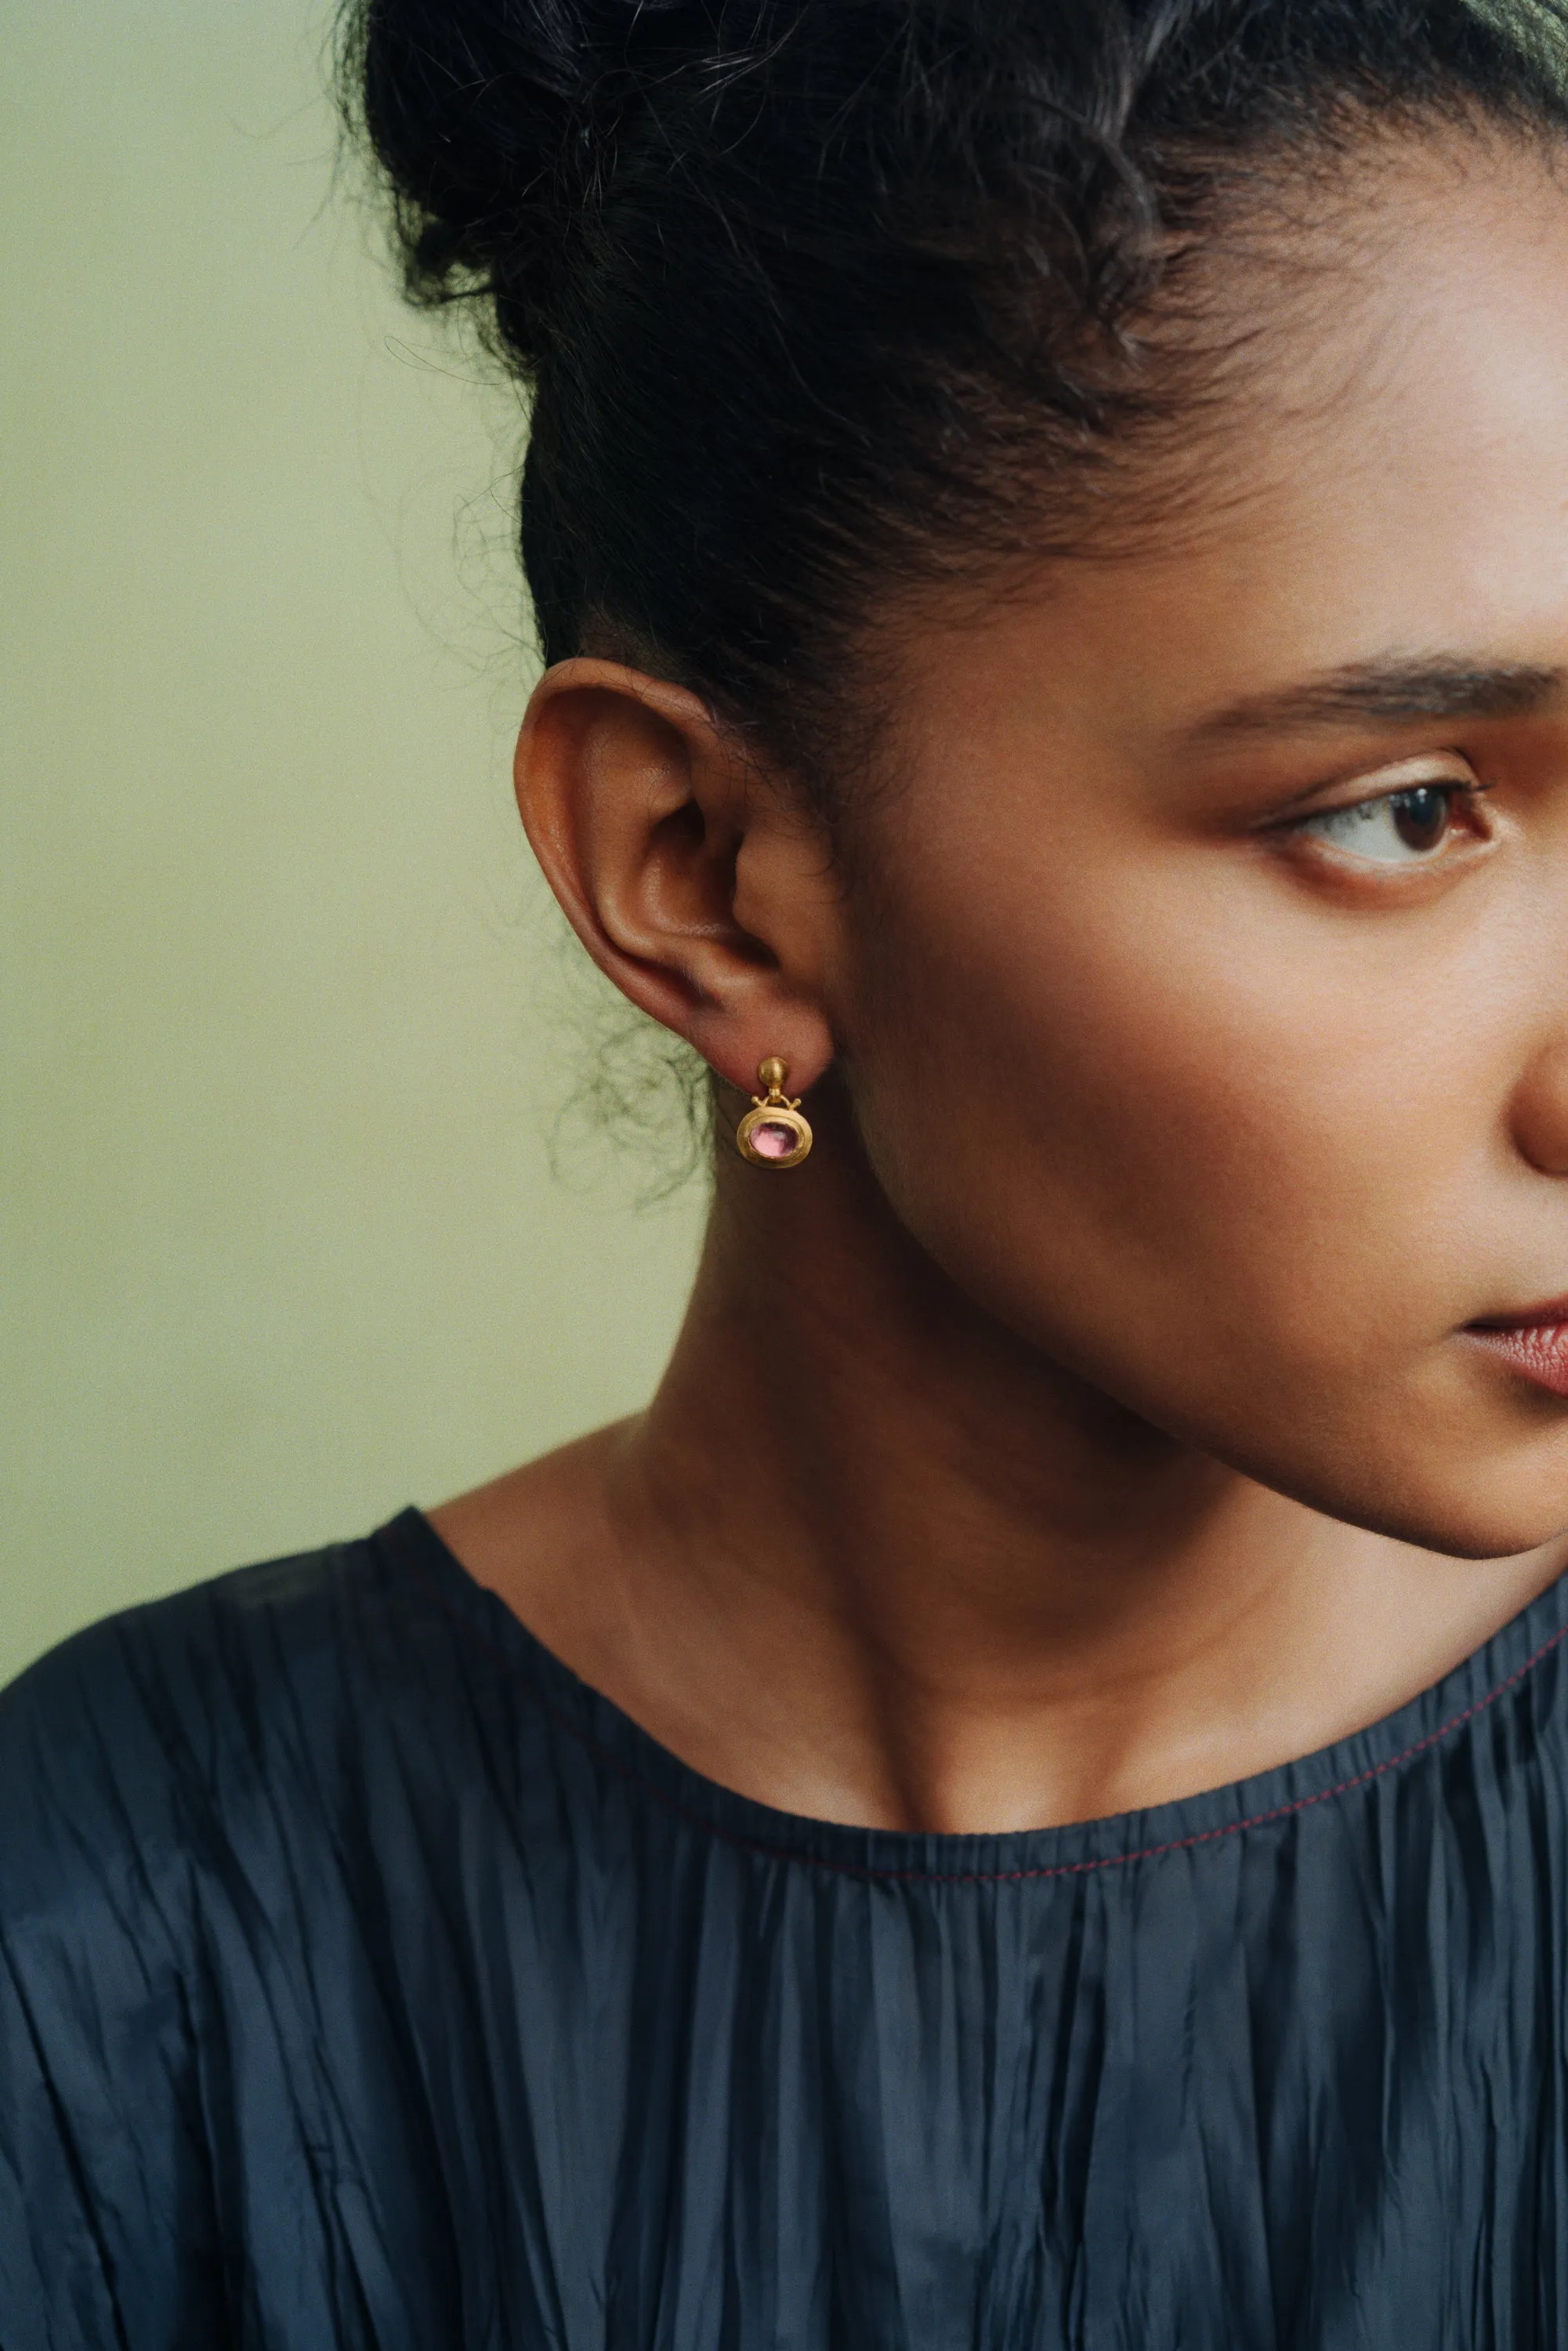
[1184,658,1568,744]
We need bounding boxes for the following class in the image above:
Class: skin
[435,132,1568,1835]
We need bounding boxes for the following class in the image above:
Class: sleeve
[0,1617,227,2351]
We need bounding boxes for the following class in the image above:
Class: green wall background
[1,2,705,1684]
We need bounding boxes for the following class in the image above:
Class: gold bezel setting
[737,1102,813,1168]
[736,1059,813,1168]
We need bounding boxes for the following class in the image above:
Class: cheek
[843,848,1509,1422]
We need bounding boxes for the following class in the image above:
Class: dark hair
[342,0,1568,802]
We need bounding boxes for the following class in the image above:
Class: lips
[1467,1306,1568,1400]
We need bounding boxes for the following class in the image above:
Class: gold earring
[736,1058,813,1168]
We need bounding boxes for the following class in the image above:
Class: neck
[441,1103,1566,1833]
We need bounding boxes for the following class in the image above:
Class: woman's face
[835,137,1568,1557]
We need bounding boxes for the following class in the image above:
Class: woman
[9,0,1568,2340]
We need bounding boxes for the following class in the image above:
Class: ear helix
[735,1059,813,1169]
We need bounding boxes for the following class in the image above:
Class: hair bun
[345,0,713,364]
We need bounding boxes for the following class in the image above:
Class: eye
[1292,781,1470,865]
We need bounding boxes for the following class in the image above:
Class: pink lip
[1467,1302,1568,1398]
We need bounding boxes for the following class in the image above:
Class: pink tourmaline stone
[751,1119,797,1159]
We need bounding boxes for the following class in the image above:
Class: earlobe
[512,658,837,1099]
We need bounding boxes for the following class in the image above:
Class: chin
[1222,1348,1568,1563]
[1404,1399,1568,1559]
[1403,1511,1567,1565]
[1295,1451,1568,1564]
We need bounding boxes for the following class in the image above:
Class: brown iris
[1390,785,1451,853]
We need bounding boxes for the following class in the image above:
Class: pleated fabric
[4,1507,1568,2349]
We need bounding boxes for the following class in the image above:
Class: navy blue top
[4,1507,1568,2348]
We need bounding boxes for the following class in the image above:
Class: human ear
[513,658,837,1095]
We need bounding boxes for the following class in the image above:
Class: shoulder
[0,1538,390,2341]
[0,1518,598,2343]
[0,1546,328,1922]
[0,1529,476,1930]
[0,1512,567,1940]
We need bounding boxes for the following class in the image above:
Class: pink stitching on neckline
[389,1524,1568,1888]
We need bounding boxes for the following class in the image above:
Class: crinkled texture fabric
[3,1510,1568,2348]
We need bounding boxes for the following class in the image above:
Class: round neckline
[378,1505,1568,1885]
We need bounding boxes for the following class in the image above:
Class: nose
[1510,1040,1568,1176]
